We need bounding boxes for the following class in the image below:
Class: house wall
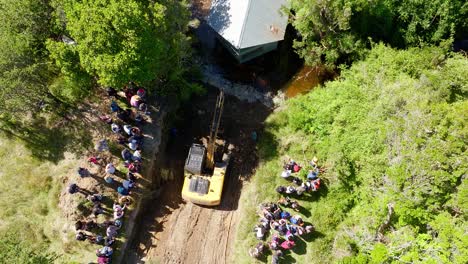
[238,42,278,63]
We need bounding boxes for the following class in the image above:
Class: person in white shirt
[105,163,116,174]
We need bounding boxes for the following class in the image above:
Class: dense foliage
[0,0,193,122]
[49,0,191,89]
[0,0,56,118]
[233,45,467,263]
[288,0,468,68]
[286,45,467,262]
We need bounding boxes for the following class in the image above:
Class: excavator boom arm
[206,91,224,170]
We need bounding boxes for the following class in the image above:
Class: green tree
[49,0,191,89]
[288,0,468,68]
[288,0,366,68]
[46,40,94,102]
[0,0,55,119]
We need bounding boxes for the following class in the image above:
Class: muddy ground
[124,88,270,264]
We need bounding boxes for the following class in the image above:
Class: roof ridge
[237,0,252,49]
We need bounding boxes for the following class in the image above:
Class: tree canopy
[288,0,468,68]
[0,0,55,119]
[49,0,191,88]
[0,0,193,123]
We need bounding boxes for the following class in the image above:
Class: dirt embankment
[124,89,270,264]
[54,89,165,262]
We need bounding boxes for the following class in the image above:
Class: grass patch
[0,136,97,262]
[232,121,350,264]
[0,102,118,262]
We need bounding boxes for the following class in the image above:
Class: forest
[0,0,466,263]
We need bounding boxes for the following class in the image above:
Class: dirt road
[124,90,270,264]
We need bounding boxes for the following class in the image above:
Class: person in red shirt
[88,156,100,165]
[312,178,321,191]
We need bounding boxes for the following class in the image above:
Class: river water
[283,66,323,98]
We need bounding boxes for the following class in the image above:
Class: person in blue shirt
[307,169,319,180]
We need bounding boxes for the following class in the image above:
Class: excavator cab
[181,91,231,206]
[184,144,206,175]
[184,144,210,195]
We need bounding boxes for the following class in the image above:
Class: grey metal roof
[207,0,288,49]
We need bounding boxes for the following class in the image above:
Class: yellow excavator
[181,91,231,206]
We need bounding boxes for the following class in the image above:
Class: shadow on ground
[123,87,272,263]
[0,102,106,163]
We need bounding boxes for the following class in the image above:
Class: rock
[201,64,274,108]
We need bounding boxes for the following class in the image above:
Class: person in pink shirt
[280,236,296,250]
[130,95,141,107]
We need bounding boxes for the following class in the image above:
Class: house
[207,0,288,63]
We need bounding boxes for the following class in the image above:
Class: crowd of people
[66,82,150,264]
[277,157,322,196]
[249,157,322,263]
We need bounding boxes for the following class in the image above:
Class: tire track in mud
[135,181,239,264]
[127,151,243,264]
[223,211,234,262]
